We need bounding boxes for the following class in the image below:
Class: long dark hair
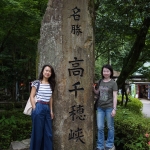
[38,64,56,91]
[101,64,113,79]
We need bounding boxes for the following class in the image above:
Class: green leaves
[95,0,150,89]
[0,115,16,126]
[0,0,48,100]
[0,110,32,149]
[115,107,150,149]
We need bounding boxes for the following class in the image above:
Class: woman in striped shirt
[30,64,56,150]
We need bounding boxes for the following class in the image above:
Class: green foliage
[0,0,48,100]
[127,96,143,114]
[0,115,16,126]
[95,0,150,84]
[0,109,31,149]
[117,95,143,114]
[115,108,150,150]
[95,58,104,80]
[0,101,26,110]
[117,95,122,105]
[137,65,150,81]
[0,103,149,150]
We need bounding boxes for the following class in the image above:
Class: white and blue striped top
[31,80,52,102]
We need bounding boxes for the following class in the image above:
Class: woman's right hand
[93,83,99,94]
[32,103,36,110]
[32,107,36,110]
[93,83,96,89]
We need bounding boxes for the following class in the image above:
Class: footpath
[140,98,150,118]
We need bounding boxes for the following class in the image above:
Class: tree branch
[117,16,150,88]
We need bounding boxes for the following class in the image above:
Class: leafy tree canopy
[95,0,150,87]
[0,0,48,100]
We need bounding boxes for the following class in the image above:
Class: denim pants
[96,107,114,150]
[30,102,53,150]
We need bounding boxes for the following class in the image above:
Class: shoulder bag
[23,80,40,115]
[94,79,102,110]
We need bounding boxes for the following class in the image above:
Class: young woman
[30,64,56,150]
[93,64,118,150]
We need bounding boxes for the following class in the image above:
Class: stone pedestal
[38,0,95,150]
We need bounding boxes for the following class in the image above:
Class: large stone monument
[38,0,95,149]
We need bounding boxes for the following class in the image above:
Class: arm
[113,91,117,109]
[30,86,36,110]
[50,96,54,119]
[111,91,117,117]
[93,84,100,94]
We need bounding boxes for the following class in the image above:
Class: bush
[0,101,26,111]
[117,95,122,105]
[0,109,31,150]
[0,98,147,150]
[127,96,143,114]
[115,107,150,150]
[0,102,14,110]
[117,95,143,115]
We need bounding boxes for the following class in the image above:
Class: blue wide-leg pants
[30,102,53,150]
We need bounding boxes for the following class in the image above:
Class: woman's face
[103,67,111,78]
[43,66,52,79]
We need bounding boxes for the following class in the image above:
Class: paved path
[140,99,150,117]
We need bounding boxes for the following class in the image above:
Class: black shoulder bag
[94,79,102,110]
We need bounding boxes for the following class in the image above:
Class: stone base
[9,139,30,150]
[10,139,116,150]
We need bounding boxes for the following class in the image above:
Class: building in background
[113,70,150,100]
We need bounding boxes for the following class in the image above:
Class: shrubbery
[117,95,143,114]
[115,96,150,149]
[115,107,150,150]
[0,109,31,150]
[0,96,150,150]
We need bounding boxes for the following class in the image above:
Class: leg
[96,107,105,150]
[105,108,114,149]
[30,103,45,150]
[43,105,53,150]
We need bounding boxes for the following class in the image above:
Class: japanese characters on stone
[67,6,86,144]
[68,56,86,144]
[70,7,82,36]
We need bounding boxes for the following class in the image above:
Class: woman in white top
[30,64,56,150]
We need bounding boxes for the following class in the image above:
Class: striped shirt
[31,80,52,102]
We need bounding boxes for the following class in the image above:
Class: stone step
[9,139,30,150]
[9,138,116,150]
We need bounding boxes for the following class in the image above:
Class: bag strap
[98,79,102,86]
[36,80,40,93]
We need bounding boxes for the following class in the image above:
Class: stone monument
[37,0,95,149]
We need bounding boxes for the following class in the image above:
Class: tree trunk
[117,17,150,89]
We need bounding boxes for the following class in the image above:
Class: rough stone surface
[9,139,30,150]
[38,0,95,150]
[9,139,116,150]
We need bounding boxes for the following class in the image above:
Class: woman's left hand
[111,109,116,117]
[50,112,54,119]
